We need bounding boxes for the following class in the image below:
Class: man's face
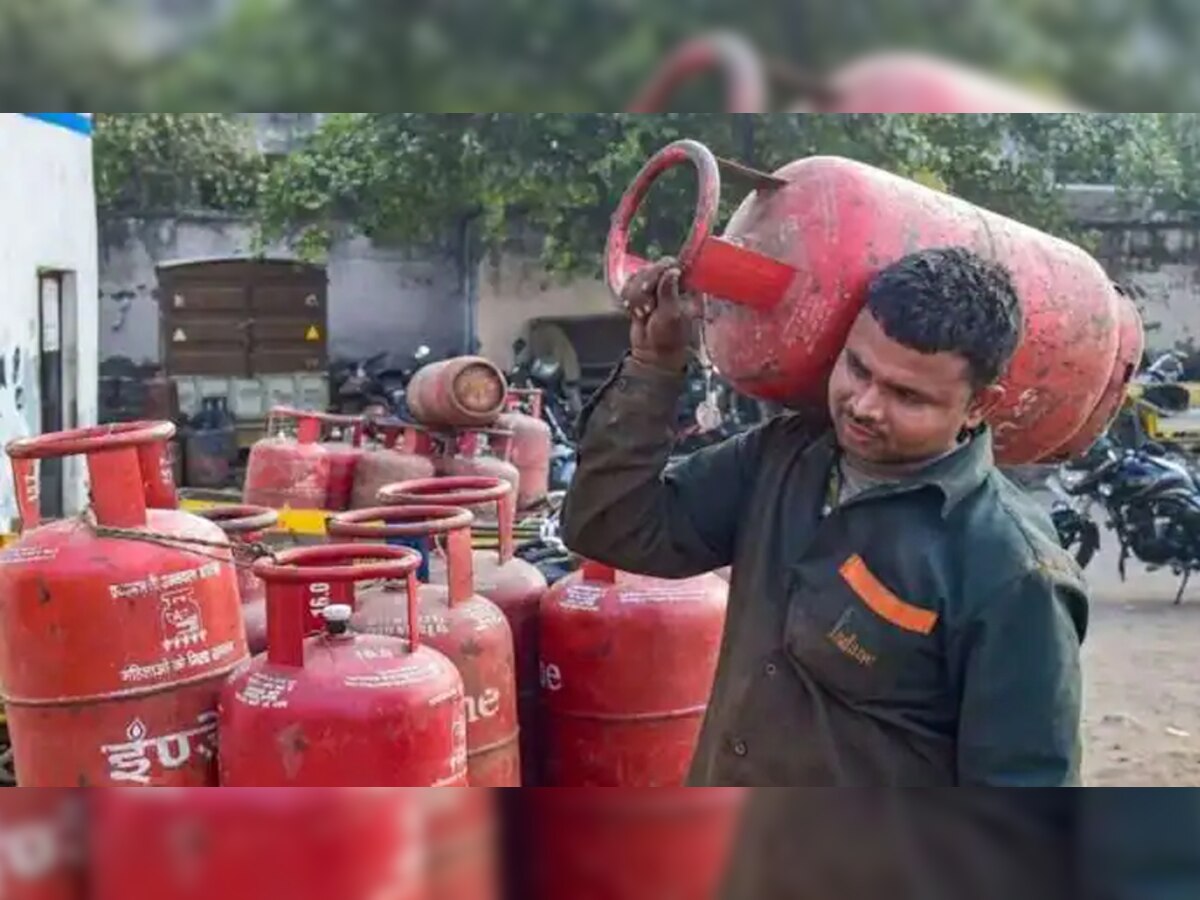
[827,311,1001,465]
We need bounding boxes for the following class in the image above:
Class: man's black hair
[865,246,1023,388]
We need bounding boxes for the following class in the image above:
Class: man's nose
[848,385,884,422]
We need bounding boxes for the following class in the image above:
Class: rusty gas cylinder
[435,429,521,524]
[407,357,509,429]
[528,788,747,900]
[0,790,86,900]
[496,389,552,510]
[540,560,728,786]
[420,788,501,900]
[220,543,466,786]
[91,789,426,900]
[351,419,437,510]
[243,407,332,510]
[0,422,248,787]
[380,476,548,785]
[327,506,521,786]
[195,505,279,655]
[606,139,1135,463]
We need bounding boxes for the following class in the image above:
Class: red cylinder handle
[254,543,423,667]
[6,420,176,530]
[313,411,366,448]
[197,504,280,535]
[506,388,543,421]
[326,505,476,607]
[455,428,514,462]
[626,31,768,113]
[267,406,323,444]
[380,476,517,564]
[604,139,797,314]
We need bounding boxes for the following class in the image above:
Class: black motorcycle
[332,345,433,418]
[1051,436,1200,603]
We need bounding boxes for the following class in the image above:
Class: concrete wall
[99,217,468,367]
[0,114,99,527]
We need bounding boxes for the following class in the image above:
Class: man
[562,247,1091,897]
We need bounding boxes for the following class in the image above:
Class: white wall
[0,114,99,528]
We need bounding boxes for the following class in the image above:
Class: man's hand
[622,257,693,373]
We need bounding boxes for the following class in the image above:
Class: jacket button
[764,662,777,676]
[732,739,748,757]
[616,376,630,391]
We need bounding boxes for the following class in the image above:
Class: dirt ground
[1081,528,1200,786]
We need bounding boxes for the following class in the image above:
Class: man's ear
[966,384,1005,428]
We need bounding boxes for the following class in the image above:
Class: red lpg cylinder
[420,789,501,900]
[436,429,521,523]
[380,477,548,785]
[0,422,248,787]
[219,544,467,787]
[529,788,746,900]
[351,419,437,510]
[0,790,86,900]
[541,560,728,786]
[316,412,366,511]
[606,139,1136,464]
[496,389,552,510]
[327,506,521,786]
[407,356,509,429]
[243,407,332,510]
[91,789,427,900]
[195,505,279,655]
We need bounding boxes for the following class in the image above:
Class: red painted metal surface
[381,477,548,785]
[317,412,366,512]
[496,389,552,509]
[606,139,1130,464]
[528,788,746,900]
[407,357,509,429]
[243,407,332,509]
[327,506,521,786]
[351,420,437,509]
[0,422,247,787]
[195,505,278,655]
[91,789,426,900]
[220,544,467,786]
[0,790,86,900]
[627,31,766,113]
[540,560,728,786]
[1048,289,1146,460]
[436,429,521,524]
[421,789,501,900]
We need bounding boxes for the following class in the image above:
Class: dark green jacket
[563,356,1088,788]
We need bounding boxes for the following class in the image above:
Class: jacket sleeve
[560,356,766,579]
[952,567,1087,786]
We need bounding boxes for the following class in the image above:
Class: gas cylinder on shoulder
[0,422,248,787]
[496,389,552,510]
[351,419,437,510]
[243,407,332,510]
[219,543,467,786]
[381,476,548,786]
[327,506,521,786]
[606,139,1139,463]
[195,505,279,655]
[540,560,728,786]
[407,356,509,429]
[435,429,520,524]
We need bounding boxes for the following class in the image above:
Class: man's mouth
[840,415,881,444]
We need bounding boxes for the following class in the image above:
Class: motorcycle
[1051,435,1200,604]
[332,345,433,418]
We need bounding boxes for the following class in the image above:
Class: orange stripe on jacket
[838,555,939,635]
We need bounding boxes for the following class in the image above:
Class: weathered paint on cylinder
[219,544,467,787]
[607,141,1129,464]
[0,422,248,787]
[195,505,279,655]
[435,430,521,525]
[496,389,552,509]
[528,788,746,900]
[351,421,437,510]
[91,789,427,900]
[380,477,549,786]
[1047,289,1146,460]
[407,357,509,429]
[327,506,522,786]
[243,407,331,509]
[421,789,501,900]
[540,561,728,786]
[0,790,86,900]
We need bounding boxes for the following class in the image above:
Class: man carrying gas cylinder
[562,247,1200,898]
